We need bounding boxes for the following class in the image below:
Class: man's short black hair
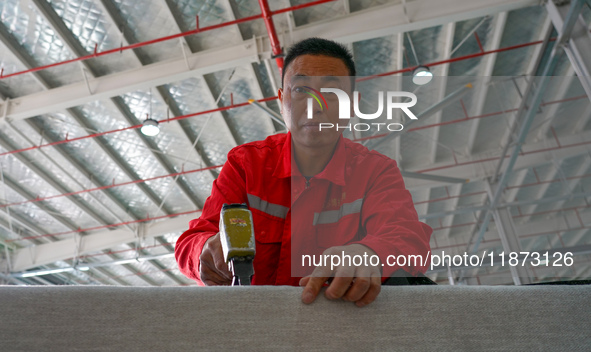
[282,37,356,91]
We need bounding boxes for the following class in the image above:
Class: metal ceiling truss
[446,14,548,283]
[0,0,542,121]
[0,22,159,222]
[0,15,184,285]
[546,0,591,101]
[29,0,203,212]
[160,0,243,147]
[471,0,588,263]
[2,0,590,285]
[425,22,456,243]
[8,213,194,272]
[96,0,232,180]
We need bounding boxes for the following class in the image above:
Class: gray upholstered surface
[0,285,590,351]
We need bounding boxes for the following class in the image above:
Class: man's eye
[294,87,306,93]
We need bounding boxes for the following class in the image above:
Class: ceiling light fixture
[406,32,433,86]
[412,66,434,85]
[141,118,160,136]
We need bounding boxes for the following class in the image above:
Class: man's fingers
[355,273,382,307]
[324,276,355,300]
[302,275,329,304]
[203,277,229,286]
[342,268,373,302]
[301,264,335,303]
[211,254,232,280]
[200,260,231,285]
[201,234,232,281]
[299,276,310,286]
[324,265,355,300]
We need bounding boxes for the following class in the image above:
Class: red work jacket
[175,132,432,286]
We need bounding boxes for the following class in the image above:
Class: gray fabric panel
[247,193,289,219]
[0,285,590,351]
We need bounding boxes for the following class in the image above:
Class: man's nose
[306,98,324,117]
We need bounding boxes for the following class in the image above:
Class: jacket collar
[273,132,346,186]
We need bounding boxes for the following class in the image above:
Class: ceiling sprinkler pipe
[0,0,338,80]
[258,0,285,75]
[0,38,558,159]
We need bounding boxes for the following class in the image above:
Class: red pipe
[506,173,591,190]
[272,0,338,15]
[0,0,337,80]
[1,38,587,215]
[78,204,591,265]
[430,224,591,250]
[0,164,223,209]
[8,182,590,244]
[258,0,285,75]
[1,95,587,209]
[430,205,591,234]
[512,205,591,219]
[414,191,487,205]
[6,132,590,210]
[413,132,591,175]
[0,37,559,159]
[79,243,169,259]
[352,93,588,144]
[0,96,278,158]
[356,37,557,82]
[5,209,202,243]
[4,61,583,161]
[73,204,591,262]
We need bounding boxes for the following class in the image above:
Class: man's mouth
[301,121,323,128]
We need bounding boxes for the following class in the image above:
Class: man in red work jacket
[176,37,432,307]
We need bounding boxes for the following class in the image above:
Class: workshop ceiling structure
[0,0,590,286]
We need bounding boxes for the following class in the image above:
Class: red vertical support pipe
[258,0,284,75]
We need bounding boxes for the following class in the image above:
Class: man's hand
[199,233,232,286]
[299,244,382,307]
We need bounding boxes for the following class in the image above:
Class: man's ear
[278,88,283,114]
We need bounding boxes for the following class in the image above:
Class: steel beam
[8,213,197,272]
[496,18,553,154]
[421,189,591,220]
[405,129,591,190]
[159,0,242,147]
[536,67,576,141]
[9,189,591,272]
[0,21,170,219]
[471,0,586,255]
[487,182,532,284]
[2,121,136,227]
[0,0,541,121]
[98,0,227,181]
[1,7,208,284]
[1,40,258,121]
[537,157,591,225]
[0,135,112,227]
[428,23,455,165]
[518,161,564,224]
[425,22,455,241]
[29,0,201,212]
[466,13,507,154]
[293,0,540,45]
[571,102,591,133]
[546,0,591,101]
[1,174,86,234]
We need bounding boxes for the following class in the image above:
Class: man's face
[278,54,353,151]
